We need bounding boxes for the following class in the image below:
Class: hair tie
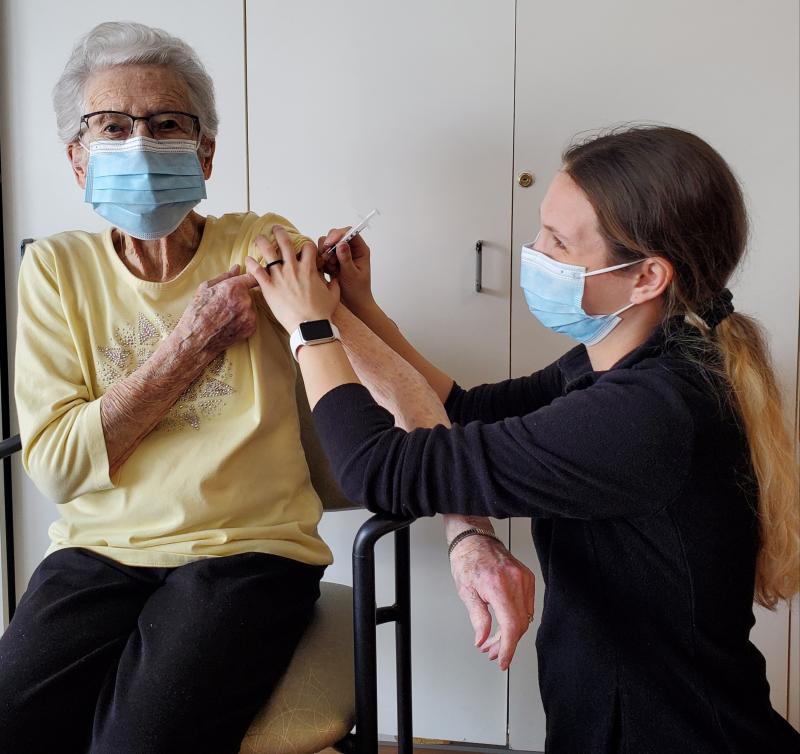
[700,288,735,329]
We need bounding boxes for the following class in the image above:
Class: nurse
[246,125,800,753]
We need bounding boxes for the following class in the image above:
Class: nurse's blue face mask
[83,136,207,240]
[520,238,645,346]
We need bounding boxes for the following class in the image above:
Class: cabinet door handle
[475,240,483,293]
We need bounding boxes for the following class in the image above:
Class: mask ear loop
[583,258,646,317]
[610,301,637,317]
[582,257,645,277]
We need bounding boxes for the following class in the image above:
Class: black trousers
[0,547,324,754]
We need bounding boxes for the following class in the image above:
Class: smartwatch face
[299,320,334,341]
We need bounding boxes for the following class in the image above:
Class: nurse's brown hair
[563,125,798,609]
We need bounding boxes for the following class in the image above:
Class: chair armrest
[350,511,415,754]
[353,512,414,559]
[1,434,22,460]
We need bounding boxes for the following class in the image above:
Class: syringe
[322,208,380,255]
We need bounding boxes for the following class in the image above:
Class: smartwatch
[289,319,341,360]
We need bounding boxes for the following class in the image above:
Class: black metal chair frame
[1,436,414,754]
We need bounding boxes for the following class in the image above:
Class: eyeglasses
[78,110,201,147]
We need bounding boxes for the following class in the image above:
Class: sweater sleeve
[444,358,565,425]
[312,370,694,521]
[14,245,113,503]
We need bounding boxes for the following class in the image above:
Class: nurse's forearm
[346,299,455,404]
[296,340,361,408]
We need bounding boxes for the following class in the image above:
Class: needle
[322,208,380,256]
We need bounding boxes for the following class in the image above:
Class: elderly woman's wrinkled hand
[449,535,535,671]
[172,265,259,360]
[246,226,340,335]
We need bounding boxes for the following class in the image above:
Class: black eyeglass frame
[77,110,202,146]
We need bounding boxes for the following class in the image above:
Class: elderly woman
[0,22,332,754]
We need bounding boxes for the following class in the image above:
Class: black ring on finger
[265,259,285,270]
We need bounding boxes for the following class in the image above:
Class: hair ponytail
[713,313,799,607]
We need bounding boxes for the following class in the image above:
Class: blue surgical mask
[84,136,207,240]
[520,241,644,346]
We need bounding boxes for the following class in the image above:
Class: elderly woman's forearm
[333,308,492,543]
[334,305,450,430]
[100,332,213,476]
[444,514,496,542]
[345,300,454,404]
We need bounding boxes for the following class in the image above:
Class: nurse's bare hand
[247,227,339,335]
[172,265,258,361]
[318,227,375,314]
[449,536,535,671]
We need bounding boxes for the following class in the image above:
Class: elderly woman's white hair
[53,21,219,145]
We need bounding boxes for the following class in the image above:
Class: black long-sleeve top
[313,321,799,753]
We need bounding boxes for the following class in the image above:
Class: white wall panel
[246,0,516,743]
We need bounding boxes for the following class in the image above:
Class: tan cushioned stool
[239,581,355,754]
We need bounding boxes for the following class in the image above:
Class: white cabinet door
[246,0,516,743]
[0,0,248,613]
[508,0,799,749]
